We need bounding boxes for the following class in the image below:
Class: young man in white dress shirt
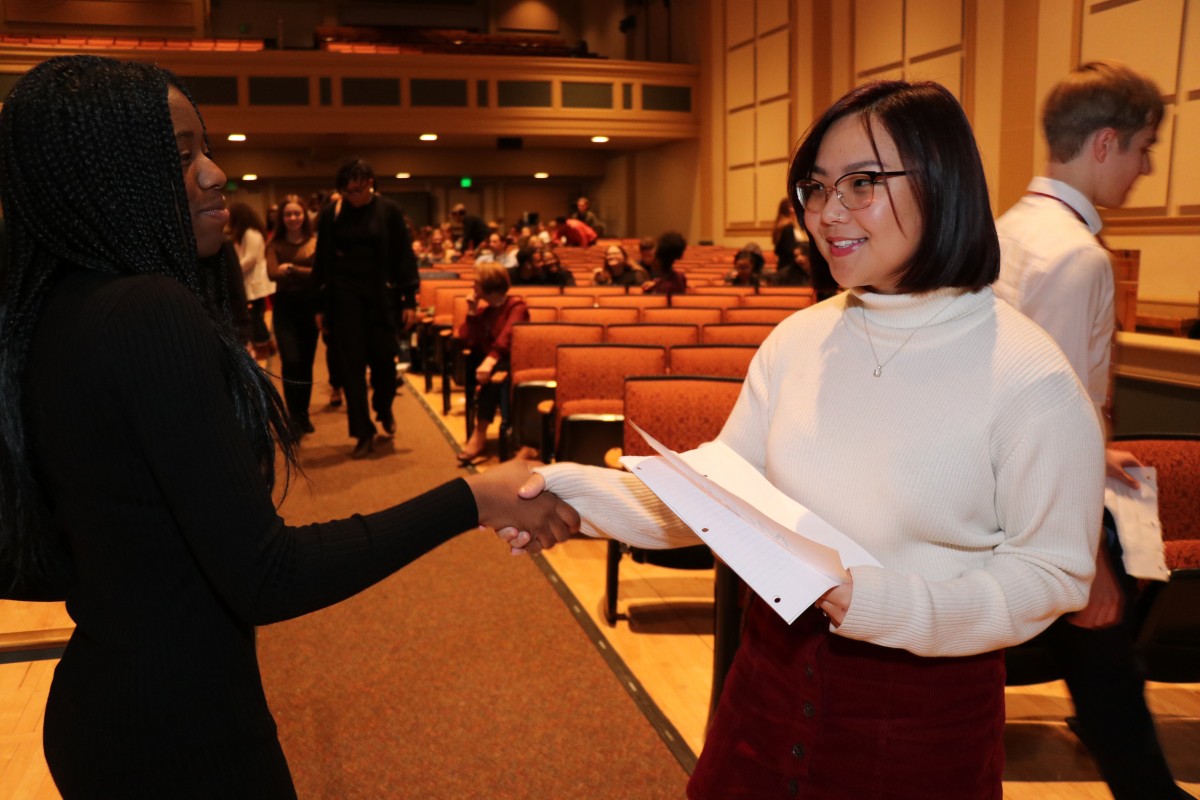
[996,61,1186,799]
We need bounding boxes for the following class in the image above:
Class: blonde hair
[475,261,511,295]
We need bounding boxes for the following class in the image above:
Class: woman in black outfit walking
[267,194,320,437]
[0,55,578,799]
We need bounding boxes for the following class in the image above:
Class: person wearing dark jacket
[312,159,420,459]
[0,55,578,799]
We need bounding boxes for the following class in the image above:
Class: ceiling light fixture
[241,173,258,181]
[419,133,438,142]
[227,133,247,142]
[590,135,609,143]
[395,172,411,179]
[533,172,549,179]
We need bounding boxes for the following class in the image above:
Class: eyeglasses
[793,171,908,212]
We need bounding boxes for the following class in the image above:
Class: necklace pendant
[873,365,883,378]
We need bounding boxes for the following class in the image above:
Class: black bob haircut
[787,80,999,294]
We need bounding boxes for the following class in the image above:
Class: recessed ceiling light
[419,133,438,142]
[395,172,411,179]
[590,136,609,143]
[533,172,549,179]
[241,173,258,181]
[227,133,247,142]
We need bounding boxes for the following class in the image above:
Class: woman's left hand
[816,579,853,626]
[475,354,498,385]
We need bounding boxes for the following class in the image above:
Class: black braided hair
[0,55,297,591]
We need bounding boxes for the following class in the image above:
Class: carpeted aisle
[257,381,689,799]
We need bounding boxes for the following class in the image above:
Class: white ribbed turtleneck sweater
[540,286,1105,657]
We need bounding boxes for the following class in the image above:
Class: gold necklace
[859,294,961,377]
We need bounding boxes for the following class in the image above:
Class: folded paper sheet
[620,423,881,623]
[1104,466,1169,582]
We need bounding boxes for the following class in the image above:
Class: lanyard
[1025,191,1092,229]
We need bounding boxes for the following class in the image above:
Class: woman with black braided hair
[0,55,578,797]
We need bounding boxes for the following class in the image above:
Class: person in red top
[457,262,530,463]
[551,215,598,247]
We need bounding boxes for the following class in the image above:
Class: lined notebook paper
[1105,466,1169,582]
[620,422,881,623]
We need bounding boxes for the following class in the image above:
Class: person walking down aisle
[230,203,276,360]
[266,194,320,438]
[508,80,1105,799]
[995,60,1188,800]
[0,55,579,799]
[312,159,420,459]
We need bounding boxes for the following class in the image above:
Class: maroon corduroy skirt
[688,600,1006,799]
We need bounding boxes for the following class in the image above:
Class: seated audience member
[475,232,516,267]
[426,227,458,265]
[725,247,765,288]
[569,196,604,236]
[540,249,576,287]
[509,246,543,286]
[766,242,813,287]
[552,216,598,248]
[451,203,489,255]
[637,236,658,277]
[642,232,688,296]
[593,244,648,287]
[456,263,530,463]
[413,237,430,267]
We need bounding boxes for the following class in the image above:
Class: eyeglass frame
[793,170,909,212]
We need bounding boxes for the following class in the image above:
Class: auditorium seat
[503,322,604,457]
[541,344,667,465]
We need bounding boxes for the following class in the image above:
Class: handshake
[465,459,578,556]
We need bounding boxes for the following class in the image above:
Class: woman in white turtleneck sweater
[508,82,1104,799]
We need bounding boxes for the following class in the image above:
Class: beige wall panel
[1123,106,1173,209]
[726,166,757,224]
[791,0,816,143]
[1105,233,1200,302]
[1081,0,1184,93]
[1180,0,1200,92]
[830,0,855,100]
[757,29,791,100]
[908,52,962,100]
[757,0,789,34]
[585,153,630,237]
[972,0,1006,214]
[728,107,757,167]
[727,0,756,47]
[905,0,962,59]
[636,140,701,240]
[856,67,903,86]
[854,0,904,75]
[1034,1,1078,172]
[756,98,791,162]
[727,45,757,110]
[1171,102,1200,207]
[756,161,789,225]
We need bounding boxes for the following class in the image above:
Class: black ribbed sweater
[26,272,478,798]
